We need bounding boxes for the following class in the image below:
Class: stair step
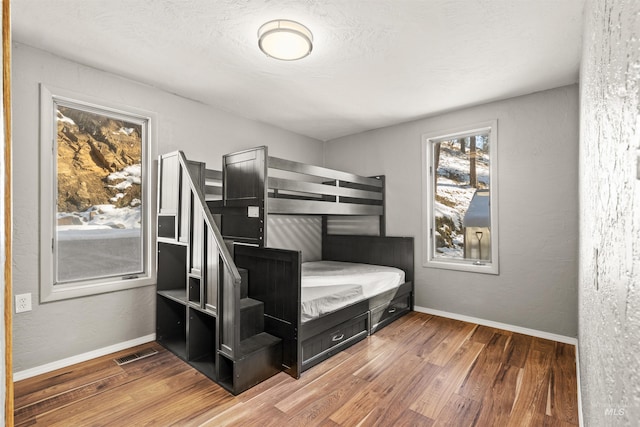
[240,297,265,340]
[239,297,262,310]
[238,268,249,299]
[224,332,282,394]
[205,184,223,197]
[239,332,282,357]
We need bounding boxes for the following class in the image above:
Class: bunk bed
[212,146,415,378]
[155,148,413,394]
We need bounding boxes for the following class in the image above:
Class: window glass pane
[433,133,491,262]
[55,103,145,283]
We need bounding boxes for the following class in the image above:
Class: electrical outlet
[15,293,32,313]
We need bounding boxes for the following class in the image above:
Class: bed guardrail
[267,155,384,215]
[221,146,386,245]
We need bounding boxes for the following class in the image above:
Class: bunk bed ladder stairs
[156,151,283,396]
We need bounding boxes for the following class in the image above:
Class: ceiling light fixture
[258,19,313,61]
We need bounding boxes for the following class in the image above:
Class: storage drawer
[302,312,369,368]
[370,292,411,333]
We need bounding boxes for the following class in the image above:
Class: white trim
[13,334,156,382]
[414,306,577,345]
[421,119,500,275]
[39,84,158,302]
[575,343,584,427]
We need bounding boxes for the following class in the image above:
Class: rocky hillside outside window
[421,121,499,274]
[40,86,155,301]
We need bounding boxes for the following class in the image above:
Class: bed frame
[215,146,414,378]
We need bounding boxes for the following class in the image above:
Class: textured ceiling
[12,0,585,141]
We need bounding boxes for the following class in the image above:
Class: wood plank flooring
[14,312,579,426]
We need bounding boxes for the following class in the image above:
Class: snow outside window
[40,85,156,301]
[421,121,499,274]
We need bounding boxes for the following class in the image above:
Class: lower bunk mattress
[301,260,406,323]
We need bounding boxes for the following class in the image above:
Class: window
[40,85,156,301]
[422,120,499,274]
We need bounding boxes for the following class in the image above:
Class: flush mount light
[258,19,313,61]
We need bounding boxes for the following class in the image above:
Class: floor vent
[114,348,158,366]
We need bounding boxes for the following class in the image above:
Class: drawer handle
[332,334,345,342]
[388,307,397,314]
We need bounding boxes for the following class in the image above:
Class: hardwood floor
[14,312,579,426]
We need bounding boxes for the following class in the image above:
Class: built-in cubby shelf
[216,354,234,391]
[156,249,218,381]
[157,237,188,246]
[187,307,216,380]
[156,295,187,360]
[188,275,202,305]
[157,289,187,304]
[157,215,177,239]
[157,242,187,293]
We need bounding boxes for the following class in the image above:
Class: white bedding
[301,261,405,323]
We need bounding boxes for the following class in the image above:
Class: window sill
[41,275,155,303]
[423,259,499,275]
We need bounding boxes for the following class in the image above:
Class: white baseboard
[414,306,578,345]
[13,333,156,382]
[575,342,584,427]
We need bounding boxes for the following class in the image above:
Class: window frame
[40,84,156,302]
[421,120,499,275]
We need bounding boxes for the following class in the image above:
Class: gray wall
[12,43,323,372]
[579,0,640,424]
[325,85,579,337]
